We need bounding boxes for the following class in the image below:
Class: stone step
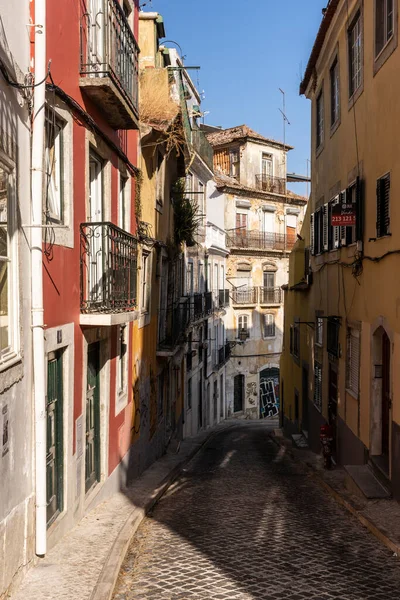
[344,464,391,500]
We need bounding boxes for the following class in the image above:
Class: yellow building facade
[281,0,400,499]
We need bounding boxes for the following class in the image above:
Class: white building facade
[206,125,307,421]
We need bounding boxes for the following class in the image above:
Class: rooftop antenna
[278,88,290,197]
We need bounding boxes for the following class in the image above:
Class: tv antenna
[278,88,290,196]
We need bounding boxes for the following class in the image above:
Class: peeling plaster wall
[240,140,287,189]
[0,0,34,595]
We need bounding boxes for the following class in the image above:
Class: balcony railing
[80,0,139,128]
[255,174,286,195]
[259,287,282,304]
[231,286,283,306]
[80,222,138,313]
[158,299,190,349]
[232,287,258,305]
[226,229,295,252]
[219,289,230,308]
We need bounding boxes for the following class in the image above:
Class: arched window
[264,313,275,338]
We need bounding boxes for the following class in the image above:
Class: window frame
[141,251,151,314]
[45,109,65,224]
[263,313,276,339]
[238,314,250,339]
[348,7,364,103]
[330,55,340,130]
[315,316,324,347]
[346,326,361,398]
[0,154,20,369]
[316,88,325,151]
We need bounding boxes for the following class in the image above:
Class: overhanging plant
[171,178,203,247]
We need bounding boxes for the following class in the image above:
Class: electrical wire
[0,57,51,89]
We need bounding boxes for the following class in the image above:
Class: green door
[85,342,101,493]
[46,351,63,526]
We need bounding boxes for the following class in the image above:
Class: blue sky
[144,0,326,195]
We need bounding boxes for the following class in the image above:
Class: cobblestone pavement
[113,423,400,600]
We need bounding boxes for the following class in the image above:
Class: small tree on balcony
[171,178,203,247]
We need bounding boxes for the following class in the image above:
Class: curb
[91,424,235,600]
[269,433,400,557]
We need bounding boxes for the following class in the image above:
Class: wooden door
[85,342,101,493]
[382,332,390,456]
[46,351,63,526]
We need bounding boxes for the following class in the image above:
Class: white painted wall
[239,140,287,190]
[0,1,34,595]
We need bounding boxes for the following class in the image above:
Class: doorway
[328,363,338,460]
[301,366,309,432]
[259,367,279,418]
[382,332,390,458]
[233,374,244,413]
[86,342,101,493]
[46,350,64,526]
[371,326,391,475]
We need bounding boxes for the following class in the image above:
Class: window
[314,362,322,411]
[119,174,128,231]
[316,316,323,346]
[187,377,192,410]
[327,318,340,357]
[316,90,324,149]
[185,172,193,199]
[230,148,240,178]
[208,327,211,356]
[264,314,275,338]
[0,161,18,366]
[342,184,357,246]
[186,261,194,295]
[348,12,363,98]
[293,321,300,358]
[262,153,273,177]
[141,252,151,312]
[330,57,340,126]
[117,325,128,396]
[263,271,275,290]
[45,110,64,223]
[376,173,390,237]
[198,262,204,293]
[238,314,249,339]
[347,327,360,397]
[236,212,248,232]
[213,263,219,293]
[376,0,394,56]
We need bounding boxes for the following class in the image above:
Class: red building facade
[41,0,140,544]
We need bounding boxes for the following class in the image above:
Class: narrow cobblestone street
[113,423,400,600]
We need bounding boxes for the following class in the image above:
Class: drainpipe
[31,0,47,556]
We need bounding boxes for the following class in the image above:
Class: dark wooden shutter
[376,179,382,238]
[382,175,390,236]
[310,213,315,255]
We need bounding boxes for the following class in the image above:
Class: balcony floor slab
[80,311,138,327]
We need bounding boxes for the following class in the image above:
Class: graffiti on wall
[246,382,257,405]
[259,368,280,418]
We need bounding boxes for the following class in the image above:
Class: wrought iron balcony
[80,222,138,318]
[255,174,286,195]
[80,0,139,129]
[219,289,230,308]
[158,299,190,350]
[226,229,295,252]
[231,287,258,305]
[259,287,282,305]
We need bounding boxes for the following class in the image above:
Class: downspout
[31,0,47,556]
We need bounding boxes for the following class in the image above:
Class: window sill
[348,84,364,111]
[330,117,341,138]
[376,233,391,240]
[346,388,359,401]
[374,35,397,76]
[0,353,22,373]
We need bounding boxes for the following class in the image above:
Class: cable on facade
[46,82,140,179]
[0,56,51,90]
